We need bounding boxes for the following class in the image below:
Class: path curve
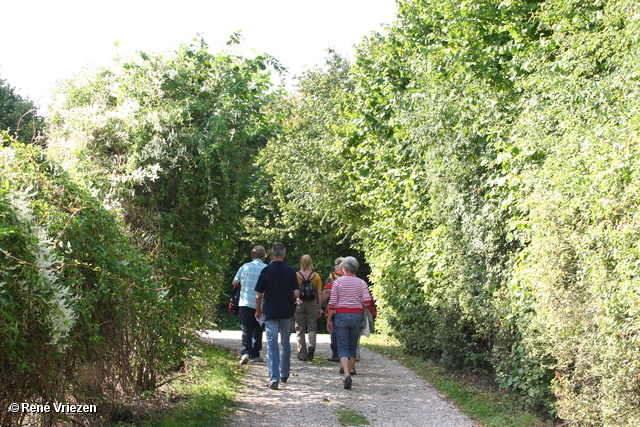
[200,330,476,427]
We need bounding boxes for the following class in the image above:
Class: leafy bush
[2,37,281,425]
[254,0,640,424]
[1,143,163,425]
[0,78,43,145]
[45,37,281,388]
[241,52,367,273]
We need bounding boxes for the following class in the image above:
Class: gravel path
[200,330,476,427]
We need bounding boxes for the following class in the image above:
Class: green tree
[242,51,366,275]
[46,37,282,388]
[254,2,640,422]
[0,77,43,145]
[498,0,640,423]
[335,0,540,373]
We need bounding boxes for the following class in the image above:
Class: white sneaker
[240,354,250,365]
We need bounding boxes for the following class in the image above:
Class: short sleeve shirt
[296,271,324,299]
[254,261,299,320]
[323,271,343,290]
[234,258,267,308]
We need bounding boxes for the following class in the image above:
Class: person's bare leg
[348,357,356,374]
[340,357,350,379]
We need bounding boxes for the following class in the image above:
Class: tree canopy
[0,78,43,145]
[2,1,640,425]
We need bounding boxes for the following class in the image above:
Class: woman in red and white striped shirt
[327,256,372,390]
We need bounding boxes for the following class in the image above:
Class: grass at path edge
[110,333,556,427]
[109,341,243,427]
[360,334,557,427]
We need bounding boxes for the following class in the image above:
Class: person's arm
[232,266,242,288]
[255,292,263,319]
[292,272,300,302]
[312,274,323,317]
[362,283,372,305]
[321,288,331,305]
[362,282,376,316]
[254,269,267,319]
[326,308,335,333]
[326,280,338,333]
[321,273,333,306]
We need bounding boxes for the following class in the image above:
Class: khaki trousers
[294,300,318,358]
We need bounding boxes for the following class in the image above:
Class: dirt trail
[200,330,476,427]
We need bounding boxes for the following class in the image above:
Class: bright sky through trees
[0,0,397,104]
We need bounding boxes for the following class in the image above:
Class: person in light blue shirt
[232,245,267,364]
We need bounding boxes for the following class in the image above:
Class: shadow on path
[200,330,476,427]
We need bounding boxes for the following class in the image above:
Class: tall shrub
[1,144,162,425]
[46,38,281,386]
[500,0,640,422]
[243,52,366,273]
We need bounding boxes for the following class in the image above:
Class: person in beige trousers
[294,255,324,361]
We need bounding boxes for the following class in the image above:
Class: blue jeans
[330,329,339,359]
[264,317,294,383]
[334,312,364,359]
[239,306,263,359]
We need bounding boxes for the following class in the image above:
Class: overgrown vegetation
[133,342,242,427]
[1,38,279,426]
[1,143,162,425]
[0,78,43,145]
[257,0,640,424]
[2,0,640,425]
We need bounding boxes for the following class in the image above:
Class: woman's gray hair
[341,256,359,274]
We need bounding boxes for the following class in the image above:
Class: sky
[1,0,398,106]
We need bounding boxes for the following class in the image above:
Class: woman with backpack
[294,255,324,361]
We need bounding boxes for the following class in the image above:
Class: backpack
[298,272,316,301]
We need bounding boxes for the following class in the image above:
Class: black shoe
[339,367,344,374]
[327,357,340,362]
[343,375,352,390]
[350,368,356,375]
[307,346,315,361]
[266,381,278,390]
[281,376,288,383]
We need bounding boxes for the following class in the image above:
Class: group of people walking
[231,243,374,390]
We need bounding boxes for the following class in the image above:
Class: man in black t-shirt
[255,243,300,390]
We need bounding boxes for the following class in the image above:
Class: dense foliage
[1,144,161,425]
[0,78,43,144]
[46,36,283,340]
[254,0,640,424]
[503,1,640,421]
[1,38,280,425]
[239,51,367,274]
[2,1,640,425]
